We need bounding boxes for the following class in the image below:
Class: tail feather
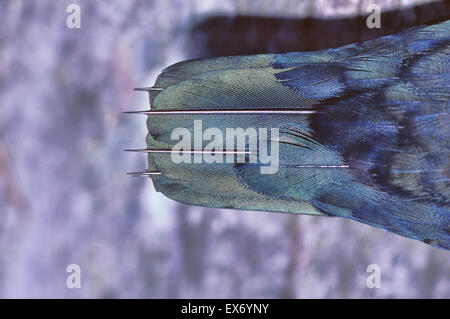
[142,21,450,249]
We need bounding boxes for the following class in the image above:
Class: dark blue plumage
[139,21,449,249]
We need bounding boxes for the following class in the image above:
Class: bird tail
[130,21,450,249]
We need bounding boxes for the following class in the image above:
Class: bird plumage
[138,20,450,249]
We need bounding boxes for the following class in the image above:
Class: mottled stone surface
[0,0,448,298]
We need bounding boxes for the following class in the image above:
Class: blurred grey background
[0,0,449,298]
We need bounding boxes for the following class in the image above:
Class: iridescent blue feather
[143,21,450,249]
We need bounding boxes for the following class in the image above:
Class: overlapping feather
[136,21,449,249]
